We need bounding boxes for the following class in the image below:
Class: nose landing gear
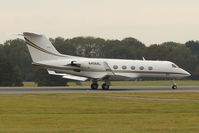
[171,80,177,89]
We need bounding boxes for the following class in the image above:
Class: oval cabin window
[122,65,127,70]
[139,66,144,70]
[131,66,135,70]
[113,65,118,69]
[148,66,153,70]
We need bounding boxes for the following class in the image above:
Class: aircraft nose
[182,69,191,77]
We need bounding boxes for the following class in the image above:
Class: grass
[23,80,199,87]
[22,81,37,87]
[0,92,199,133]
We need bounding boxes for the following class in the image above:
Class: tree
[185,40,199,57]
[193,65,199,79]
[161,42,181,51]
[103,40,121,58]
[0,56,23,86]
[34,68,68,86]
[3,39,33,81]
[144,44,170,60]
[121,37,145,48]
[51,37,77,56]
[12,66,23,86]
[0,44,5,56]
[68,37,106,57]
[168,45,197,76]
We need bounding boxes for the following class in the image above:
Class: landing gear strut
[91,80,98,90]
[102,79,110,90]
[171,80,177,90]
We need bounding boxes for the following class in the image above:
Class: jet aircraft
[22,32,191,90]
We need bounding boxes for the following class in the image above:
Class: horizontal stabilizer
[47,70,87,81]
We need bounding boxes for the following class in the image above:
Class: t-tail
[23,32,73,63]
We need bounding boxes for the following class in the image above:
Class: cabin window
[122,65,127,70]
[172,64,178,68]
[131,66,135,70]
[139,66,144,70]
[148,66,153,70]
[113,65,118,69]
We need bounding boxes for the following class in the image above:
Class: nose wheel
[172,85,177,89]
[171,80,177,90]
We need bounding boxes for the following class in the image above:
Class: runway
[0,86,199,94]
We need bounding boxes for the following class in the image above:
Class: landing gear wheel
[91,83,98,90]
[171,80,177,90]
[172,85,177,90]
[102,83,109,90]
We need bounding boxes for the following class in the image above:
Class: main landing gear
[91,79,110,90]
[91,80,98,90]
[102,79,110,90]
[102,83,109,90]
[171,80,177,90]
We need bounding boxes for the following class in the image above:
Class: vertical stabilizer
[23,32,66,62]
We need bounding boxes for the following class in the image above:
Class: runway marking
[0,86,198,94]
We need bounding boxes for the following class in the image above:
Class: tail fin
[23,32,66,62]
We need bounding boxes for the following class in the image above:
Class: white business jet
[22,32,190,90]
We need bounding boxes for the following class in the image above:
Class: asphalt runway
[0,86,199,94]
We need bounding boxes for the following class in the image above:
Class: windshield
[172,64,179,68]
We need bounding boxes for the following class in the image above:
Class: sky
[0,0,199,46]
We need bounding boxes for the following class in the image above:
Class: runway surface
[0,86,199,94]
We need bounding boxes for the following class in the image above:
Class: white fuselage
[22,32,191,89]
[35,58,190,80]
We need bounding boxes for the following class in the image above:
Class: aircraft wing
[103,61,115,76]
[47,70,87,81]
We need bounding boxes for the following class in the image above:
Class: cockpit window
[172,64,178,68]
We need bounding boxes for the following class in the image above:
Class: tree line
[0,37,199,86]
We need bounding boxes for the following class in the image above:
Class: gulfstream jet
[22,32,190,90]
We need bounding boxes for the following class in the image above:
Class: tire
[102,83,109,90]
[91,83,98,90]
[172,85,177,90]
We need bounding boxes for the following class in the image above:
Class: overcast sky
[0,0,199,45]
